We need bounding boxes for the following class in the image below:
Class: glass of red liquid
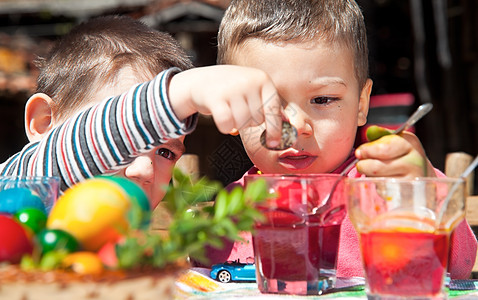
[347,177,466,300]
[245,174,346,295]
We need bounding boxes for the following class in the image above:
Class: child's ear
[25,93,54,142]
[357,79,373,127]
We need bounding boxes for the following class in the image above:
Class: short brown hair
[35,15,193,121]
[217,0,369,88]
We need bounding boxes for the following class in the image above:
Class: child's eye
[310,96,339,105]
[155,148,177,161]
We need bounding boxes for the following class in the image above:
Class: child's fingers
[359,131,429,162]
[260,83,282,148]
[356,132,431,177]
[246,92,266,126]
[227,96,250,126]
[356,151,427,177]
[400,131,428,158]
[209,101,235,134]
[356,134,411,161]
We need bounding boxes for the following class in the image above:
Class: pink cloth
[203,159,477,279]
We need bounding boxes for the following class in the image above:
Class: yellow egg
[47,178,131,251]
[62,251,104,275]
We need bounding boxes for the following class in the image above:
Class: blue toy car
[210,258,256,283]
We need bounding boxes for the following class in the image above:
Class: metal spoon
[436,154,478,226]
[260,121,298,150]
[311,102,434,217]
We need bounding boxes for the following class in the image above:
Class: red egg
[97,240,119,268]
[0,214,33,263]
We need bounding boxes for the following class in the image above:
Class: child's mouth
[278,152,317,171]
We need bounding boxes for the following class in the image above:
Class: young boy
[211,0,477,279]
[0,15,284,209]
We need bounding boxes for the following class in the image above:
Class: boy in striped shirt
[0,15,284,208]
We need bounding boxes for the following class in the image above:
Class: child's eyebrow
[169,139,186,155]
[310,77,347,87]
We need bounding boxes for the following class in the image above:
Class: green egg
[366,125,393,142]
[14,207,47,234]
[36,228,79,255]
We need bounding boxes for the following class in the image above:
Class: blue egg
[0,187,46,215]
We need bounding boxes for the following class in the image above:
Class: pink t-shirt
[202,157,477,279]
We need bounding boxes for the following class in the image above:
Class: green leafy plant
[115,168,269,269]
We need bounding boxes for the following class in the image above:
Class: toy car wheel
[217,270,232,283]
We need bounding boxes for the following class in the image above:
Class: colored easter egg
[97,240,120,268]
[99,176,151,227]
[0,214,33,263]
[47,178,133,251]
[0,187,46,215]
[99,176,150,211]
[14,207,47,234]
[62,252,104,275]
[36,228,79,254]
[365,125,393,142]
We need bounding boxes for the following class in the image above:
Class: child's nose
[286,109,312,136]
[124,156,154,184]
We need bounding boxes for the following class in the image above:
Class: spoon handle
[393,103,433,134]
[436,154,478,226]
[460,155,478,179]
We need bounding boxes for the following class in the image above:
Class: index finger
[357,134,410,161]
[261,84,282,148]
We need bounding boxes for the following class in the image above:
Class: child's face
[58,67,185,208]
[234,39,372,174]
[111,137,185,209]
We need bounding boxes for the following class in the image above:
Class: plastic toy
[210,258,256,283]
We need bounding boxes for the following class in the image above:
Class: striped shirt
[0,68,197,192]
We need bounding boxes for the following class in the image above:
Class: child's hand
[168,65,283,148]
[355,125,435,178]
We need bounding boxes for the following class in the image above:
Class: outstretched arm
[0,68,197,191]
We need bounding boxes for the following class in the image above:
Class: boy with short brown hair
[212,0,476,278]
